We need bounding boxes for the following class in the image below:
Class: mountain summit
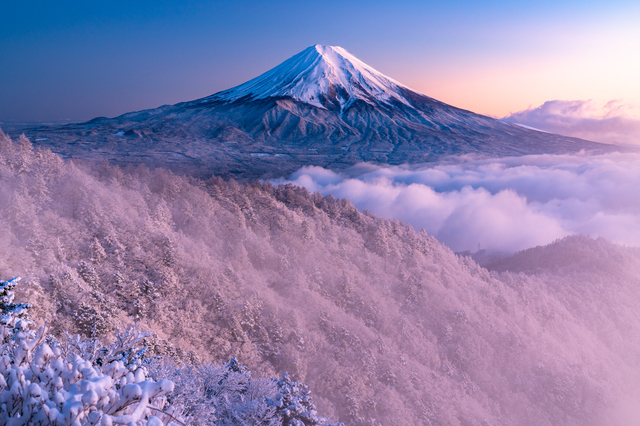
[22,45,622,178]
[210,45,413,112]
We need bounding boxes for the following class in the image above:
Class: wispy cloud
[504,100,640,145]
[277,152,640,253]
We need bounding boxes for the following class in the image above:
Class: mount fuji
[209,45,414,112]
[22,45,621,178]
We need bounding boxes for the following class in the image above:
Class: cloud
[276,152,640,253]
[504,100,640,145]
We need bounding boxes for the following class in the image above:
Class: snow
[501,120,551,133]
[0,278,182,425]
[209,45,414,111]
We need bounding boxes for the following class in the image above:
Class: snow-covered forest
[0,277,332,425]
[1,130,640,425]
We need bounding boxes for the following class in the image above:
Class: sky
[2,0,640,134]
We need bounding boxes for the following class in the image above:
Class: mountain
[20,45,623,178]
[210,44,415,111]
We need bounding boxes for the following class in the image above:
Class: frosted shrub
[147,358,341,426]
[0,277,183,425]
[148,358,270,425]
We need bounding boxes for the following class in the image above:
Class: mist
[278,151,640,253]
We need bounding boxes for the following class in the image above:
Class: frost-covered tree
[148,357,340,426]
[0,277,183,425]
[0,276,31,324]
[266,372,332,426]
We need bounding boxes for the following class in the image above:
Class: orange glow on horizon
[393,22,640,118]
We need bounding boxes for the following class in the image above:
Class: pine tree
[0,277,31,326]
[267,372,332,426]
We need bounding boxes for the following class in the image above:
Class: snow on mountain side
[209,45,414,111]
[20,45,631,179]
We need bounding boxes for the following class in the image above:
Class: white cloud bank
[277,152,640,253]
[504,100,640,145]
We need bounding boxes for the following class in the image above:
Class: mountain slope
[20,45,625,178]
[3,133,640,425]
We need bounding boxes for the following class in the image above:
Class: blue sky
[2,0,639,123]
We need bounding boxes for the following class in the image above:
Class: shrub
[0,277,183,425]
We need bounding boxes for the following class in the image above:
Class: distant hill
[17,45,623,179]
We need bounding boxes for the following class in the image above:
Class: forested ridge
[1,130,640,425]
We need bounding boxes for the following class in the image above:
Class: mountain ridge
[16,45,629,178]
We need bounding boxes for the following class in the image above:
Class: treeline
[1,130,640,425]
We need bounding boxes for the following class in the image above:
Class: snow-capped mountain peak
[209,45,414,111]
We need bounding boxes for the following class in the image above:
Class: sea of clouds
[504,99,640,145]
[278,152,640,254]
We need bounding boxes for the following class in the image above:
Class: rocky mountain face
[19,45,621,178]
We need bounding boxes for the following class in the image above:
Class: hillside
[1,131,640,425]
